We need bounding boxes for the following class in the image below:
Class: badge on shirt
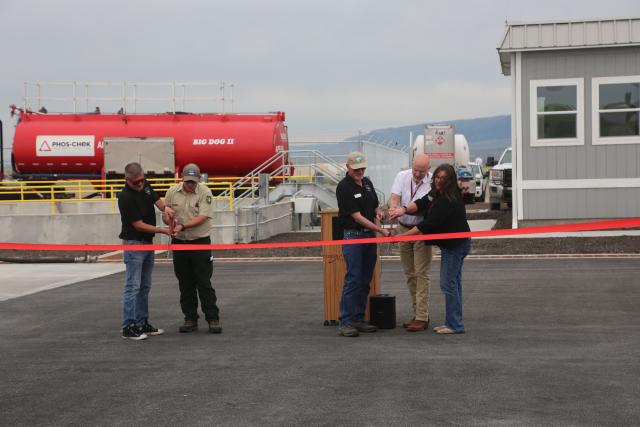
[354,193,362,198]
[206,196,212,204]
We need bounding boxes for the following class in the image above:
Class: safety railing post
[20,183,24,201]
[110,186,115,213]
[229,182,233,210]
[281,151,286,182]
[50,186,55,214]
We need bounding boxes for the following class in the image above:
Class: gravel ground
[2,205,638,261]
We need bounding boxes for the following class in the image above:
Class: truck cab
[468,162,487,202]
[489,147,512,210]
[456,165,476,204]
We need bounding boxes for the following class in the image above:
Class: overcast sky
[0,0,638,149]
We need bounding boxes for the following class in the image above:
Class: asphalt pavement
[1,259,638,426]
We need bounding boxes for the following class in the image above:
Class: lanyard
[410,179,423,200]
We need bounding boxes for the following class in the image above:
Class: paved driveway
[1,259,638,426]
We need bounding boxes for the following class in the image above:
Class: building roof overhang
[497,17,640,75]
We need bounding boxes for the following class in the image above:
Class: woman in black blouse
[389,164,471,334]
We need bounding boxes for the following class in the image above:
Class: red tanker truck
[7,107,290,180]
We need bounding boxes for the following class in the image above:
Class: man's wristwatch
[179,223,186,230]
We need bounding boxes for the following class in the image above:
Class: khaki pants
[397,223,433,321]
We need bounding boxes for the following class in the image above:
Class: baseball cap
[346,151,367,169]
[182,163,201,182]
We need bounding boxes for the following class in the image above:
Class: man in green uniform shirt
[164,163,222,334]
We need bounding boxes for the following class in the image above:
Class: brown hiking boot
[179,320,198,333]
[208,320,222,334]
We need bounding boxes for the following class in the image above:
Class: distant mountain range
[293,115,511,163]
[354,115,511,163]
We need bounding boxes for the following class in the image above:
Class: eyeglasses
[127,177,145,185]
[352,168,366,172]
[434,175,447,182]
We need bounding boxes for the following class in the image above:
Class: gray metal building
[498,17,640,227]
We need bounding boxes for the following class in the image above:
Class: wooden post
[321,209,381,325]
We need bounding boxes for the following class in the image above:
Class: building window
[529,78,584,147]
[592,76,640,145]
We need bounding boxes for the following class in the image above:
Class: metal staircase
[218,149,346,207]
[220,145,397,210]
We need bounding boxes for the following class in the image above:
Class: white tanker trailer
[411,124,470,169]
[411,124,475,202]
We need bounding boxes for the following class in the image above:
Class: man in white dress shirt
[389,154,433,332]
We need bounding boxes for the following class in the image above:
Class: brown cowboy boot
[407,319,429,332]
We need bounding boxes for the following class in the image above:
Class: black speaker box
[331,216,344,240]
[369,294,396,329]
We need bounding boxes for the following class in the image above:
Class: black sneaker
[122,324,148,340]
[140,321,165,336]
[353,322,378,333]
[339,324,359,337]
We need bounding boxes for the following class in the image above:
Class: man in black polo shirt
[118,162,173,340]
[335,151,390,337]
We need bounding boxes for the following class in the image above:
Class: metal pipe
[122,82,126,113]
[12,172,102,179]
[409,131,413,167]
[73,81,77,114]
[230,84,234,113]
[181,84,186,112]
[171,81,176,114]
[220,81,225,114]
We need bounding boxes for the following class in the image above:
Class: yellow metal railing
[0,175,315,214]
[0,178,236,213]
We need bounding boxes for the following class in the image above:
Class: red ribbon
[0,218,638,252]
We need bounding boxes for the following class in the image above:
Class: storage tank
[411,124,470,170]
[11,111,289,179]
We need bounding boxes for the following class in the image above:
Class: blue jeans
[340,229,377,326]
[122,240,155,328]
[439,239,471,332]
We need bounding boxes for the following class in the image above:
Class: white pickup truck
[489,147,512,210]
